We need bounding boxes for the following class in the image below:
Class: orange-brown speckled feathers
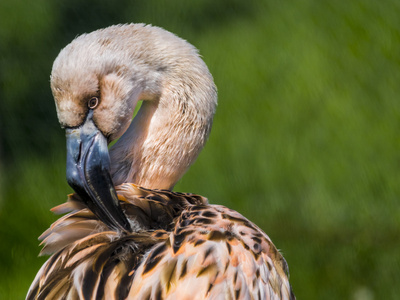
[27,184,294,300]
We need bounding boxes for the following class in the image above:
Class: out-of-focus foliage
[1,0,399,299]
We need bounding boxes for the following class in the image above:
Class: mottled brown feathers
[27,183,294,300]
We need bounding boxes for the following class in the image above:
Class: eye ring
[88,97,99,109]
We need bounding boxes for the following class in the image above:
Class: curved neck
[110,64,217,190]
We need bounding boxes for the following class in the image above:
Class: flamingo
[27,24,295,300]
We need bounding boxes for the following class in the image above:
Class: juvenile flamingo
[27,24,295,300]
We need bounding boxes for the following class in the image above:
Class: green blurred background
[1,0,399,299]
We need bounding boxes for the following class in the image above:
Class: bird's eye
[88,97,99,109]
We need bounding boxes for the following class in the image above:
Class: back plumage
[27,184,295,300]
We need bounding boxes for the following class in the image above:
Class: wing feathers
[27,183,294,300]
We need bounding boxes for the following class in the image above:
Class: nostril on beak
[77,141,82,163]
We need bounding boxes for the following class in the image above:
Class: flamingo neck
[110,68,217,190]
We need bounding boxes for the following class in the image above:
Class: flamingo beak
[65,110,131,232]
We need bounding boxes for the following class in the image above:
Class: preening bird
[27,24,295,300]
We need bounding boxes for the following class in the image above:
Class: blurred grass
[1,0,400,299]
